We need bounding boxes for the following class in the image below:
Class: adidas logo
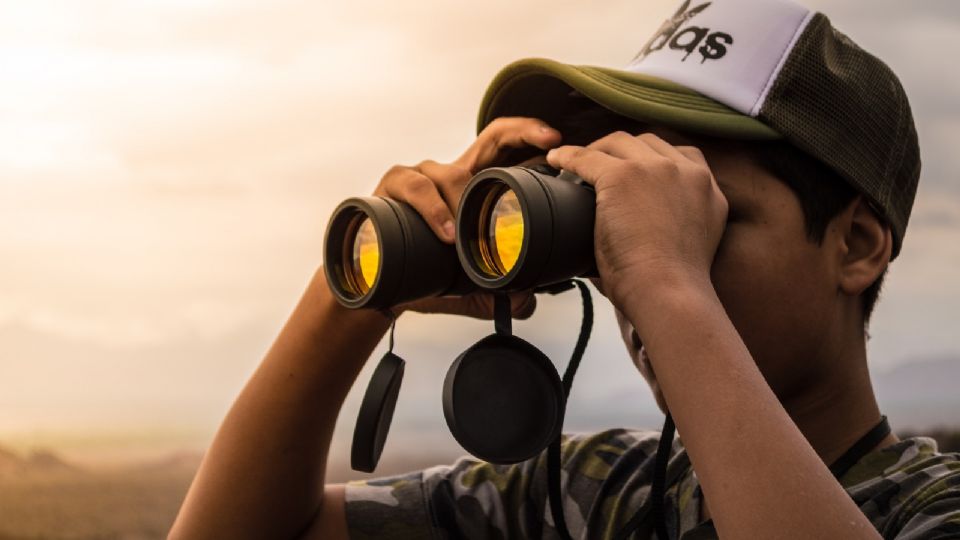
[633,1,734,64]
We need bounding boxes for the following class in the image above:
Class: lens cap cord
[534,280,673,540]
[529,279,592,540]
[350,311,406,473]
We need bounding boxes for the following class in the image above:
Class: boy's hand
[546,131,728,318]
[372,117,562,319]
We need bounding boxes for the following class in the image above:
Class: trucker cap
[477,0,921,258]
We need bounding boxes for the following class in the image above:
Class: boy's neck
[699,338,898,525]
[783,346,896,467]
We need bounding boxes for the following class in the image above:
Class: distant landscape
[0,441,473,539]
[1,355,956,539]
[0,447,195,539]
[2,425,958,539]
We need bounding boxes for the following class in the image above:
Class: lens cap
[351,351,405,473]
[443,333,565,464]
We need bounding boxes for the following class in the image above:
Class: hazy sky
[1,0,958,461]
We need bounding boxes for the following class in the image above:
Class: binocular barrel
[323,165,597,309]
[456,165,596,291]
[323,197,470,309]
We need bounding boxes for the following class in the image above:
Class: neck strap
[637,414,892,540]
[829,415,891,480]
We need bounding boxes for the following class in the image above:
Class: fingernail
[546,148,557,160]
[442,220,455,240]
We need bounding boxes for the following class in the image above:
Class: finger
[402,294,494,319]
[379,166,456,242]
[545,145,622,187]
[675,145,708,166]
[588,277,608,298]
[401,295,483,317]
[588,131,695,168]
[586,131,663,162]
[401,291,537,320]
[455,117,562,173]
[416,159,472,214]
[508,291,537,320]
[633,132,692,162]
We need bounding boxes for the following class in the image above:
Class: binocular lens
[480,187,524,278]
[350,216,380,293]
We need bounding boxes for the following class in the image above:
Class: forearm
[623,281,880,540]
[170,267,391,539]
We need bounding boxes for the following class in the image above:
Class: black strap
[651,414,675,540]
[630,414,892,540]
[546,280,593,540]
[387,314,397,352]
[494,292,512,336]
[561,281,593,397]
[547,436,571,540]
[612,441,692,540]
[829,415,891,479]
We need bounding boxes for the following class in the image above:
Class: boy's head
[476,0,919,408]
[531,105,892,409]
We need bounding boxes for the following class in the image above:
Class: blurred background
[1,0,958,537]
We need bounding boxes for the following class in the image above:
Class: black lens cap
[443,333,565,464]
[351,351,405,473]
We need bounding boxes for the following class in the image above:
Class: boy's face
[612,133,841,411]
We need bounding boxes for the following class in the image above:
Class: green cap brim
[477,58,781,141]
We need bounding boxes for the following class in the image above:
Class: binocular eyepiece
[323,164,597,309]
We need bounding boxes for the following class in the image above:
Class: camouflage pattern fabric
[344,429,960,539]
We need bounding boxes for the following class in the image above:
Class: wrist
[308,267,393,340]
[615,268,719,337]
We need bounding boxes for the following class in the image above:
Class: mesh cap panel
[759,13,921,258]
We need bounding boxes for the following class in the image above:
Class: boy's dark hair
[546,101,886,325]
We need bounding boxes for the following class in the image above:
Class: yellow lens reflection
[352,217,380,292]
[488,190,524,275]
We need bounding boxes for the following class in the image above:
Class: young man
[171,0,960,538]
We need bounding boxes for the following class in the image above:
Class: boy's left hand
[546,131,728,317]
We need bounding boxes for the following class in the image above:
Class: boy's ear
[835,195,892,297]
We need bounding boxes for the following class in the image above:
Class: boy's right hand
[371,117,562,320]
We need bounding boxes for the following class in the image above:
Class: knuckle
[488,116,509,129]
[590,132,617,147]
[689,168,714,194]
[568,146,588,160]
[415,159,437,171]
[690,164,713,184]
[443,166,472,190]
[681,145,705,160]
[382,164,408,184]
[385,164,408,177]
[484,117,512,137]
[378,164,410,195]
[614,160,640,178]
[659,158,681,177]
[404,174,433,196]
[450,163,471,182]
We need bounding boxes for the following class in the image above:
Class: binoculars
[323,164,597,308]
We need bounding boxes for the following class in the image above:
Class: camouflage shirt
[344,429,960,539]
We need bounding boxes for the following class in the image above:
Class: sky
[0,0,958,463]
